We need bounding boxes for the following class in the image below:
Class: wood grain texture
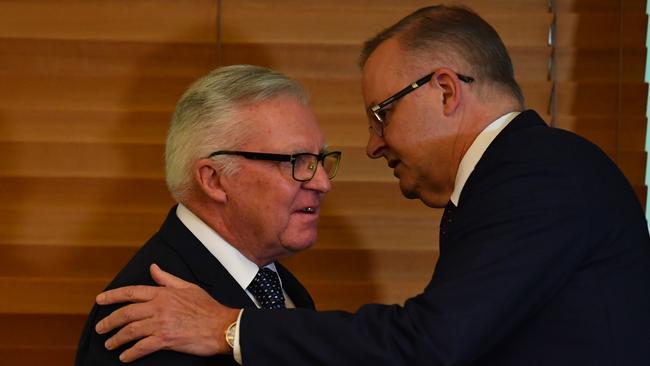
[0,0,218,42]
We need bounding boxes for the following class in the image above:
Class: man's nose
[304,164,331,193]
[366,131,386,159]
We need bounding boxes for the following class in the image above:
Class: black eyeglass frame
[208,150,342,182]
[367,71,475,137]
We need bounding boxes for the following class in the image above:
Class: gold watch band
[225,321,238,349]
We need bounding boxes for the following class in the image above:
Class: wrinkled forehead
[239,96,327,153]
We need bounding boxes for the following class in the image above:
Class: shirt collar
[175,203,277,290]
[450,111,520,206]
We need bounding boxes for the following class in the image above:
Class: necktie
[439,200,456,242]
[247,267,286,309]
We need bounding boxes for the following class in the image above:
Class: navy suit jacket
[240,110,650,365]
[75,206,314,366]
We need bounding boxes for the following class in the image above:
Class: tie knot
[247,268,286,309]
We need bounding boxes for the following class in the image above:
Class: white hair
[165,65,308,202]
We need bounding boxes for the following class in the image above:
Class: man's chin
[281,232,317,253]
[398,180,420,200]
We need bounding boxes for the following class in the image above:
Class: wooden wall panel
[0,314,85,348]
[555,0,645,12]
[555,47,646,82]
[556,13,647,48]
[0,0,218,42]
[0,349,76,366]
[0,39,218,77]
[552,7,648,203]
[0,1,218,364]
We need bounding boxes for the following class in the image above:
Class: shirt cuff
[233,309,244,364]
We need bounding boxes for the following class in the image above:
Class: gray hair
[165,65,307,202]
[359,5,524,107]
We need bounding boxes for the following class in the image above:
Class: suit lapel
[458,110,547,206]
[439,111,547,252]
[157,206,256,309]
[276,262,315,309]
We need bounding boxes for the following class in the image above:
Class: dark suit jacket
[240,110,650,365]
[75,206,314,366]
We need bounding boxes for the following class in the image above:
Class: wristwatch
[225,321,237,349]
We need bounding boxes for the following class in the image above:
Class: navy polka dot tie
[247,268,286,309]
[440,200,456,242]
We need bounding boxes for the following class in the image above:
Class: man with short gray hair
[74,64,341,365]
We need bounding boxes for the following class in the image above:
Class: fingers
[104,318,167,362]
[96,264,192,307]
[96,284,160,306]
[118,335,165,363]
[96,302,153,335]
[104,317,153,351]
[149,263,193,289]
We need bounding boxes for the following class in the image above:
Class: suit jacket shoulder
[75,206,314,366]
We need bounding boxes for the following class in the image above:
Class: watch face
[225,321,237,348]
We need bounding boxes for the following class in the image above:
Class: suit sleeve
[240,138,595,365]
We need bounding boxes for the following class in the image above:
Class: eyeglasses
[208,150,342,182]
[367,71,475,137]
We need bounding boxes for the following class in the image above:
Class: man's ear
[194,159,228,203]
[433,68,462,115]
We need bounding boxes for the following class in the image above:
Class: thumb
[149,263,192,289]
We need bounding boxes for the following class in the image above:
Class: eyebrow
[320,143,330,154]
[287,143,330,155]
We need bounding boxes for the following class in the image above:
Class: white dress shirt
[175,204,295,363]
[450,111,520,206]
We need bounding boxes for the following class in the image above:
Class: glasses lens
[292,152,341,182]
[293,154,318,181]
[323,153,340,179]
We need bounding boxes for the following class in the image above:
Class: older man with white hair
[75,65,341,366]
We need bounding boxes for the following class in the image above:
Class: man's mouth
[388,160,400,169]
